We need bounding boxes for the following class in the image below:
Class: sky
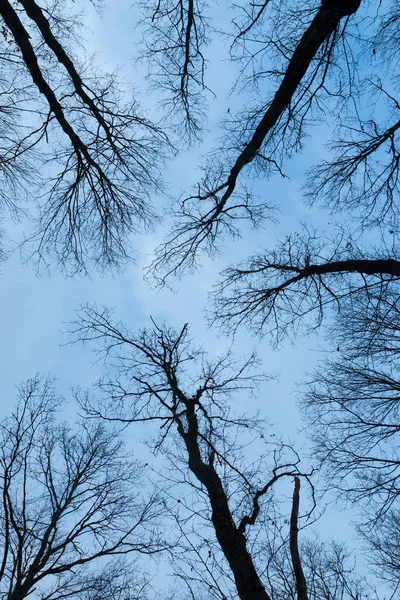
[0,0,365,577]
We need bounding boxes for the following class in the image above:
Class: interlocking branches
[0,376,166,600]
[306,358,400,518]
[227,0,356,161]
[266,538,374,600]
[0,0,169,270]
[148,164,271,284]
[332,288,400,363]
[362,509,400,590]
[150,0,362,282]
[304,286,400,523]
[70,307,316,600]
[306,92,400,227]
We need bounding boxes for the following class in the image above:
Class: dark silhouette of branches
[0,0,169,270]
[0,376,166,600]
[306,87,400,227]
[165,481,370,600]
[306,356,400,517]
[301,282,400,530]
[361,509,400,591]
[208,228,400,341]
[138,0,210,141]
[150,0,362,282]
[266,537,375,600]
[69,307,319,600]
[333,288,400,362]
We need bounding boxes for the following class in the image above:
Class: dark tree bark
[178,398,272,600]
[290,477,308,600]
[214,0,362,210]
[70,307,316,600]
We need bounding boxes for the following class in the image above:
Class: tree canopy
[1,0,400,599]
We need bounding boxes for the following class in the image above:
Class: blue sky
[0,0,365,575]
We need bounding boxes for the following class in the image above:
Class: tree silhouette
[0,376,165,600]
[0,0,168,270]
[70,306,378,600]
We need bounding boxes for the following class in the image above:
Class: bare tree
[67,305,379,600]
[149,0,363,282]
[0,375,165,600]
[305,362,400,596]
[304,77,400,229]
[134,3,400,558]
[166,496,374,600]
[138,0,210,141]
[306,354,400,519]
[265,536,376,600]
[207,223,400,587]
[361,509,400,593]
[1,0,398,593]
[301,282,400,515]
[206,227,399,340]
[0,0,169,270]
